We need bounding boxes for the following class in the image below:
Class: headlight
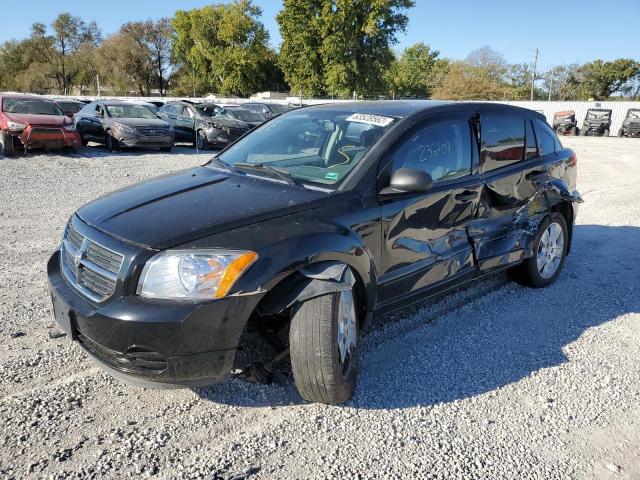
[7,121,26,132]
[64,124,76,132]
[137,249,258,300]
[115,123,136,134]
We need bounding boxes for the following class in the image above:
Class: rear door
[469,112,548,271]
[377,113,482,307]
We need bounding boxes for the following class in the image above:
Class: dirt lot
[1,137,639,479]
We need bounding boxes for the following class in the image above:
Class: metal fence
[40,93,640,137]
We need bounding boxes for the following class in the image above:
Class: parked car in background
[580,109,612,136]
[221,105,267,128]
[552,110,579,136]
[159,101,252,149]
[52,98,85,116]
[126,99,161,116]
[243,102,289,118]
[618,109,640,137]
[48,101,582,405]
[75,100,174,152]
[0,95,81,157]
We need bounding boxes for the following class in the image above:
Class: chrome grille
[136,128,168,136]
[60,223,124,302]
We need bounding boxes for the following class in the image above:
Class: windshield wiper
[233,162,302,186]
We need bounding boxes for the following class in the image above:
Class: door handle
[455,190,479,202]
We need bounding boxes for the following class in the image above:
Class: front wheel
[603,129,610,137]
[580,127,587,136]
[0,132,15,157]
[289,289,359,405]
[105,131,118,152]
[513,213,568,288]
[195,130,208,150]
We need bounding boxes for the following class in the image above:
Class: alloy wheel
[536,222,565,279]
[337,289,358,377]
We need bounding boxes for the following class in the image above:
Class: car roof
[586,108,612,113]
[554,110,575,115]
[300,100,543,119]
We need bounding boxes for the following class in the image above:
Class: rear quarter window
[481,116,525,171]
[534,119,562,156]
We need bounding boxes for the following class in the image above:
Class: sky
[0,0,638,71]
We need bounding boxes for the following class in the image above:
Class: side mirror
[380,168,433,196]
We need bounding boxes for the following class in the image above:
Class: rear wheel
[570,127,577,136]
[0,132,15,157]
[580,127,587,136]
[618,128,625,138]
[80,135,89,146]
[289,288,359,405]
[603,129,610,137]
[513,213,568,288]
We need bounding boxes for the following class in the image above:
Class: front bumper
[113,130,175,148]
[203,127,249,146]
[47,250,264,387]
[17,126,81,149]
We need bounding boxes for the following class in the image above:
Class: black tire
[513,212,568,288]
[160,146,173,152]
[0,132,15,157]
[618,129,625,138]
[105,131,118,152]
[603,129,610,137]
[580,127,587,136]
[289,289,359,405]
[570,126,577,136]
[80,135,89,147]
[195,130,208,150]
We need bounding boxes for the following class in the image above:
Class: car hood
[4,112,70,127]
[76,166,328,249]
[108,117,170,128]
[201,116,250,129]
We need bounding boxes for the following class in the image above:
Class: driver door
[377,114,482,307]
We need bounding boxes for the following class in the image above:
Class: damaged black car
[47,101,582,405]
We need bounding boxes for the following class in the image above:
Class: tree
[386,43,440,98]
[26,14,101,94]
[465,45,507,79]
[172,0,285,97]
[277,0,325,96]
[543,64,580,100]
[277,0,414,98]
[570,59,640,100]
[144,19,174,96]
[0,40,31,91]
[433,61,506,100]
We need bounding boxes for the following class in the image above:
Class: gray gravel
[1,137,640,479]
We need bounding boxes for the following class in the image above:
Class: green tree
[172,0,285,96]
[386,42,440,98]
[543,64,580,100]
[433,61,505,100]
[0,40,31,91]
[570,59,640,100]
[277,0,325,96]
[277,0,414,98]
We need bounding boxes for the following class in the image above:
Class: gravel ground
[1,137,639,479]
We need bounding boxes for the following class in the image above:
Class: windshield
[586,110,611,120]
[228,109,264,122]
[2,98,62,116]
[56,102,83,114]
[216,109,396,186]
[195,104,222,118]
[106,104,157,119]
[627,110,640,119]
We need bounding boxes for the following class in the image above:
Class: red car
[0,95,81,157]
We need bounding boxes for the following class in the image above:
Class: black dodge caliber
[48,101,582,405]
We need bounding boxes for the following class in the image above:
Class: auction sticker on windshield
[346,113,394,127]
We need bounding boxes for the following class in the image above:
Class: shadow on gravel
[195,224,640,409]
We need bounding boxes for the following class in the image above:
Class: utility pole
[530,48,538,101]
[96,75,101,99]
[548,75,553,101]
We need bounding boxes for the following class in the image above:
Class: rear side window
[481,116,525,171]
[534,119,561,156]
[391,120,472,183]
[525,120,538,160]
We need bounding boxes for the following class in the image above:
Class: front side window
[216,110,396,185]
[2,98,62,116]
[390,120,472,183]
[481,116,525,171]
